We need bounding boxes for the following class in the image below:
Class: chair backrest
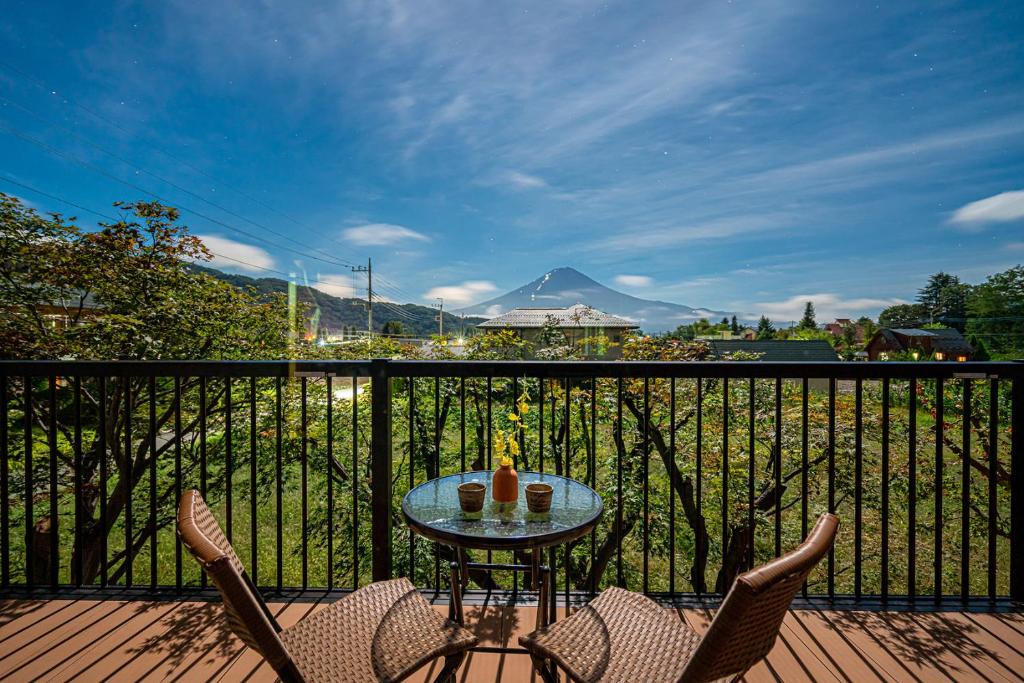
[679,513,839,683]
[177,490,303,682]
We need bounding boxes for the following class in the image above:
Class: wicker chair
[520,513,839,683]
[176,490,477,682]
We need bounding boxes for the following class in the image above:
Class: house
[824,318,865,342]
[477,304,638,358]
[707,339,840,362]
[865,328,974,361]
[36,292,101,330]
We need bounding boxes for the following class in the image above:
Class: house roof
[890,328,934,337]
[708,339,840,362]
[874,328,974,354]
[478,304,639,329]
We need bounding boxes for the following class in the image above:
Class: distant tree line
[878,269,1023,359]
[668,266,1022,360]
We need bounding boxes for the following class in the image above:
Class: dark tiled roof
[708,340,840,362]
[890,328,934,337]
[875,328,974,354]
[478,304,638,329]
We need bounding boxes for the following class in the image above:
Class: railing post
[370,358,393,581]
[1012,371,1024,602]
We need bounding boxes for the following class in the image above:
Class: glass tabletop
[401,471,604,551]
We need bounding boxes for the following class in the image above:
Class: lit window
[956,355,967,362]
[934,352,945,361]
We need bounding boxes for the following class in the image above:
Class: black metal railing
[0,359,1021,607]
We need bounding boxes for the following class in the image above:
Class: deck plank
[0,598,1021,682]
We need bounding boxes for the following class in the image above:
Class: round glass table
[402,470,603,552]
[401,471,603,650]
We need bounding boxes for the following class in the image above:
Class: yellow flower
[517,401,529,415]
[508,412,520,422]
[500,455,513,467]
[508,438,520,456]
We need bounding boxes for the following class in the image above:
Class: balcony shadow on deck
[1,596,1023,682]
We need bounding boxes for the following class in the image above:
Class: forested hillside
[191,265,485,337]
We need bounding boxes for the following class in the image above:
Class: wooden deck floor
[1,596,1023,682]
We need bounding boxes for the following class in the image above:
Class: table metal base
[447,547,557,679]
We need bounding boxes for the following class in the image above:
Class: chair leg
[432,652,467,683]
[529,653,559,683]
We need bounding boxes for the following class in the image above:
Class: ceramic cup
[458,482,486,513]
[525,482,553,513]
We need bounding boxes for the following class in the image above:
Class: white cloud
[753,293,908,323]
[614,274,653,288]
[424,280,497,306]
[1008,242,1024,250]
[311,274,355,299]
[591,215,785,254]
[504,171,547,189]
[342,223,430,246]
[950,190,1024,227]
[196,234,275,272]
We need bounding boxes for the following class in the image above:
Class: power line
[374,300,420,321]
[0,174,371,295]
[0,61,425,306]
[373,273,420,301]
[0,174,429,332]
[0,101,425,307]
[0,119,360,272]
[0,58,374,268]
[0,94,357,269]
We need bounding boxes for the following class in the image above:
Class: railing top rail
[387,359,1024,379]
[0,359,373,377]
[0,358,1020,379]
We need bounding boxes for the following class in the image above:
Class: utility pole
[350,259,372,335]
[432,298,444,336]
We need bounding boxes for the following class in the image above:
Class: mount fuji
[455,267,742,333]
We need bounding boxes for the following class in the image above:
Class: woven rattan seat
[177,490,477,682]
[520,513,838,683]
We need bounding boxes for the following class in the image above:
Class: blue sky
[1,1,1022,322]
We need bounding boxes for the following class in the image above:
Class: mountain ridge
[192,265,485,337]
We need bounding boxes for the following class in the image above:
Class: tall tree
[878,303,927,329]
[966,265,1024,357]
[381,320,405,336]
[756,315,775,340]
[0,194,299,583]
[799,301,816,329]
[917,271,971,329]
[730,315,739,333]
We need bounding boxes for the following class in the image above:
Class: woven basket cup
[525,483,553,513]
[458,482,486,513]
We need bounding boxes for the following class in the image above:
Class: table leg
[458,547,470,593]
[449,558,464,625]
[537,565,550,631]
